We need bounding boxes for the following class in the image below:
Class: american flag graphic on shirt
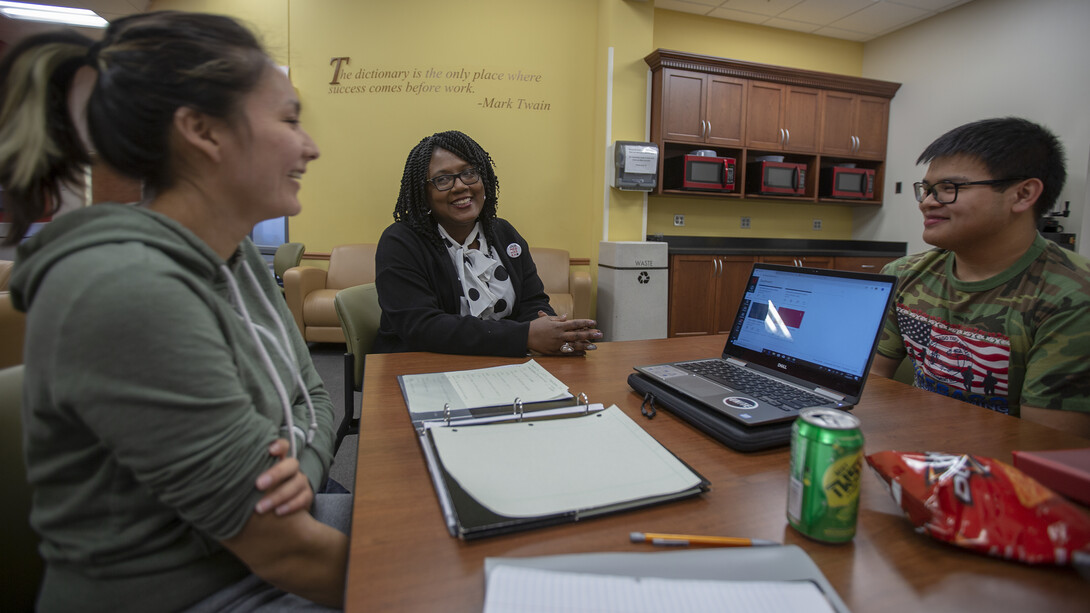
[896,306,1011,397]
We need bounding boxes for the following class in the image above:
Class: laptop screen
[724,264,895,396]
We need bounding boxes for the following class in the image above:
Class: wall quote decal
[327,57,552,111]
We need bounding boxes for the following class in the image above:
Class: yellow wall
[152,0,290,64]
[150,1,869,251]
[652,9,862,75]
[595,0,656,243]
[295,0,601,258]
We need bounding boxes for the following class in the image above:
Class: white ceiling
[655,0,976,42]
[0,0,975,45]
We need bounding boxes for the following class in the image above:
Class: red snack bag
[866,450,1090,565]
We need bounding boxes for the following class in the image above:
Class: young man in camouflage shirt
[870,117,1090,437]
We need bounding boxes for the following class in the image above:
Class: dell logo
[777,362,788,370]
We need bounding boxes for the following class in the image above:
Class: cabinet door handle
[779,128,785,147]
[853,135,859,154]
[784,128,790,148]
[860,264,876,269]
[715,258,721,276]
[701,120,707,139]
[706,120,712,137]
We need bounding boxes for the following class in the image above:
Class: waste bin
[596,241,668,341]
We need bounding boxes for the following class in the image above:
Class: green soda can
[786,408,864,543]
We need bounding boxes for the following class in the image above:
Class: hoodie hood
[10,203,225,312]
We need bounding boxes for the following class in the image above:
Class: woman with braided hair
[374,130,601,356]
[0,11,348,612]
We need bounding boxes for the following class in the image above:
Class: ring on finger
[560,342,574,353]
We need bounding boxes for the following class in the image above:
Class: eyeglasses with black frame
[426,167,481,191]
[912,177,1026,204]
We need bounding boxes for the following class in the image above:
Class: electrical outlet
[740,216,751,229]
[812,219,822,231]
[673,214,685,227]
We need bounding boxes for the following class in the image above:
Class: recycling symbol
[637,271,650,284]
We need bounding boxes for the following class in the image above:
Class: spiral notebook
[397,362,709,539]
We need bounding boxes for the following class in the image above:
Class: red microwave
[666,154,736,191]
[821,166,875,199]
[747,161,807,196]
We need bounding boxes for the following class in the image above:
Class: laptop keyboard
[677,360,830,411]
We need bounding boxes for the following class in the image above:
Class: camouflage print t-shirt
[876,234,1090,417]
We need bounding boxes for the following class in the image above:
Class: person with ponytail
[0,12,347,612]
[373,130,602,356]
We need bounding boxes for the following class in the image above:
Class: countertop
[647,235,907,258]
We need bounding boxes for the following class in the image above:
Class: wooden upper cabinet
[745,82,820,153]
[660,69,746,147]
[661,69,706,143]
[745,81,784,150]
[783,86,821,153]
[821,92,890,159]
[705,75,746,147]
[853,96,890,159]
[645,50,900,202]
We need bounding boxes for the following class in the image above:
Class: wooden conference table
[346,335,1090,612]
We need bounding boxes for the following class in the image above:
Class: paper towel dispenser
[611,141,658,191]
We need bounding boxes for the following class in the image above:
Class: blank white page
[430,405,702,518]
[483,565,835,613]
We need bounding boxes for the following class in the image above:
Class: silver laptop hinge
[813,387,845,402]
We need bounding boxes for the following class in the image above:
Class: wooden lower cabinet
[668,255,754,337]
[757,255,833,269]
[667,253,900,337]
[832,255,896,273]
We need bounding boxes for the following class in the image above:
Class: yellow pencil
[629,532,779,547]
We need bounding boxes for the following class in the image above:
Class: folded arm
[221,509,347,608]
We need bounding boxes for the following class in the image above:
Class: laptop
[635,263,896,426]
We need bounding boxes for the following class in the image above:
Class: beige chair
[284,244,376,343]
[0,259,13,291]
[0,293,25,369]
[530,248,591,320]
[1,365,43,610]
[333,283,382,454]
[272,242,305,293]
[1,261,25,369]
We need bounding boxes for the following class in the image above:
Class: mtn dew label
[787,408,863,543]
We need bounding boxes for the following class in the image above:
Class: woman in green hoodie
[0,11,346,612]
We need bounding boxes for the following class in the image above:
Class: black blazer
[372,218,554,356]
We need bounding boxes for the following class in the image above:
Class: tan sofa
[530,248,591,321]
[284,244,377,343]
[284,245,591,344]
[1,260,26,368]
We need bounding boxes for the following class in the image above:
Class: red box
[1011,448,1090,507]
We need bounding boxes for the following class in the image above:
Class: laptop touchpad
[682,375,732,396]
